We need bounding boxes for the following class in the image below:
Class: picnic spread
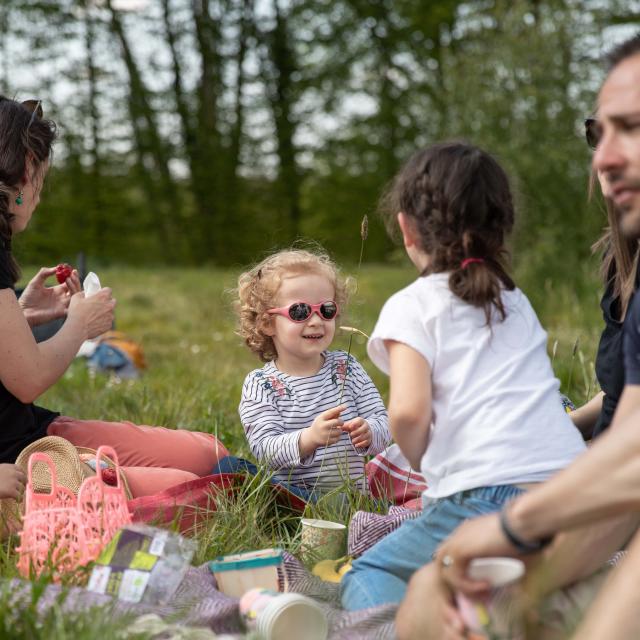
[2,437,419,639]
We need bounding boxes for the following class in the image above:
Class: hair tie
[461,258,485,269]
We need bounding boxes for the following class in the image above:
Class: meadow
[0,262,605,637]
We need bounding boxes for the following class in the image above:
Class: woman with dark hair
[0,97,227,498]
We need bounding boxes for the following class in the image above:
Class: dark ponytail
[381,142,515,324]
[0,97,57,284]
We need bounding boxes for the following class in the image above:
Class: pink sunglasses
[267,300,339,323]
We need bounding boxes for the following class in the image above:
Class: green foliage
[0,579,150,639]
[3,0,637,280]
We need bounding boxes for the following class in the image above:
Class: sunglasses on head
[584,117,601,150]
[267,301,339,323]
[22,99,43,130]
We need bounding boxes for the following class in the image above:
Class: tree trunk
[191,0,222,261]
[108,0,179,260]
[262,0,301,241]
[83,5,107,252]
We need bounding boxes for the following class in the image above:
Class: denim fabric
[211,455,318,502]
[340,484,525,610]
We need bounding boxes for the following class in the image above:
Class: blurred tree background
[3,0,640,282]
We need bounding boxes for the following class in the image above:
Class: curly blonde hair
[236,249,348,362]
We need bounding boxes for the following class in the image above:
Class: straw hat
[1,436,95,536]
[75,446,133,499]
[15,437,133,500]
[15,436,95,495]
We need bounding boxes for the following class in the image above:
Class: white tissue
[83,272,101,297]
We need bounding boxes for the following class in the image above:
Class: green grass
[4,263,604,633]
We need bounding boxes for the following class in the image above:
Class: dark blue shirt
[624,291,640,384]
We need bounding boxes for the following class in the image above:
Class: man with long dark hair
[396,32,640,640]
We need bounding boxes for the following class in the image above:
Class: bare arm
[571,526,640,639]
[0,288,115,403]
[569,391,604,438]
[526,513,639,599]
[385,340,432,471]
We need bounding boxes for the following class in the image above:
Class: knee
[396,565,438,640]
[340,565,376,611]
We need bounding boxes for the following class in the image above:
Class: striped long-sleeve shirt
[239,350,391,491]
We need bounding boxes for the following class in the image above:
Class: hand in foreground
[67,287,116,340]
[396,563,466,640]
[435,512,523,597]
[0,464,26,501]
[19,267,82,327]
[299,405,347,455]
[343,417,372,449]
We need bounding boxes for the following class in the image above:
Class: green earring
[15,191,23,205]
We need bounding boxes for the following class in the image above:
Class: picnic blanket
[2,552,396,639]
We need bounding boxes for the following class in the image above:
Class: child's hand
[343,417,372,450]
[0,464,26,501]
[300,405,347,456]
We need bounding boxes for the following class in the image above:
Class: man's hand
[343,417,372,449]
[397,563,466,640]
[19,266,82,327]
[299,405,346,457]
[435,512,525,596]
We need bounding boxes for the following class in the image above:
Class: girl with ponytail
[341,142,587,610]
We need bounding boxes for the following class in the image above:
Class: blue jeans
[211,455,319,502]
[340,484,524,610]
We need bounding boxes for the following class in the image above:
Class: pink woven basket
[17,445,131,580]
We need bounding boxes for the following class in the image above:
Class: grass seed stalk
[338,215,368,404]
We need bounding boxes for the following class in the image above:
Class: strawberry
[55,263,73,284]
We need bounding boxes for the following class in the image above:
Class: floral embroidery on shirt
[331,356,354,386]
[255,371,291,397]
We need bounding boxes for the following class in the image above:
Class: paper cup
[240,589,327,640]
[456,558,525,640]
[300,518,347,563]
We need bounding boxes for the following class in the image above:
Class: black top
[593,265,640,437]
[624,291,640,384]
[0,248,58,463]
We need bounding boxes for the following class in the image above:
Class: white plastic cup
[83,272,101,297]
[240,588,327,640]
[300,518,346,563]
[455,558,525,640]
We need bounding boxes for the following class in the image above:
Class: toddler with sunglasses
[235,249,390,498]
[340,142,587,610]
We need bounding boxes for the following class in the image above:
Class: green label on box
[130,551,158,571]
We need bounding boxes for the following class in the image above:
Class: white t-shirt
[368,273,586,499]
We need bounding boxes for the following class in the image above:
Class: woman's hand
[67,288,116,340]
[0,464,26,501]
[19,267,82,327]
